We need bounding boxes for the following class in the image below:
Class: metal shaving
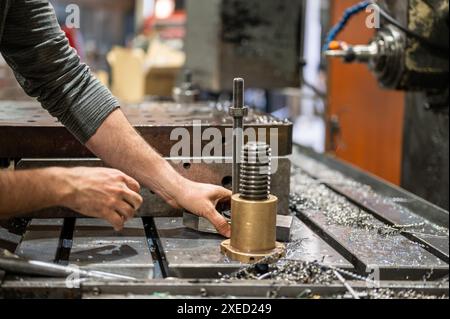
[294,155,449,237]
[221,259,448,299]
[358,288,448,300]
[222,260,337,285]
[289,171,382,231]
[268,261,336,284]
[377,222,427,236]
[289,167,448,237]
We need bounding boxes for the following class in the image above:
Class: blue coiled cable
[322,0,373,52]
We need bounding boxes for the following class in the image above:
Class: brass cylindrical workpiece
[230,194,278,253]
[221,142,285,263]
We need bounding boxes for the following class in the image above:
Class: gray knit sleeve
[0,0,120,143]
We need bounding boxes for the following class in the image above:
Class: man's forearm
[0,109,230,236]
[86,109,185,207]
[86,109,232,237]
[0,168,67,217]
[0,166,144,230]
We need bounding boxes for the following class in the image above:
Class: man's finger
[122,175,141,193]
[216,187,232,199]
[105,211,125,231]
[114,201,135,221]
[206,208,231,238]
[213,187,232,211]
[121,186,144,210]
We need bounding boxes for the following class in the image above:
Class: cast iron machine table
[0,101,448,298]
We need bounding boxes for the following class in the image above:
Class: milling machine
[324,0,449,210]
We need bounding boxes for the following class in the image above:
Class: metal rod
[233,78,244,109]
[333,270,360,299]
[230,78,248,194]
[0,249,137,282]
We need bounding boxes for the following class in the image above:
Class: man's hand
[85,109,232,236]
[57,167,143,231]
[0,166,142,231]
[172,180,232,238]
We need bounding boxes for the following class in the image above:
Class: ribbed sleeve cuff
[61,77,120,144]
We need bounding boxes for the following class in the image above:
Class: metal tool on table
[218,78,286,263]
[221,142,286,263]
[0,248,138,282]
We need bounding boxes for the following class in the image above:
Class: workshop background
[2,0,445,209]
